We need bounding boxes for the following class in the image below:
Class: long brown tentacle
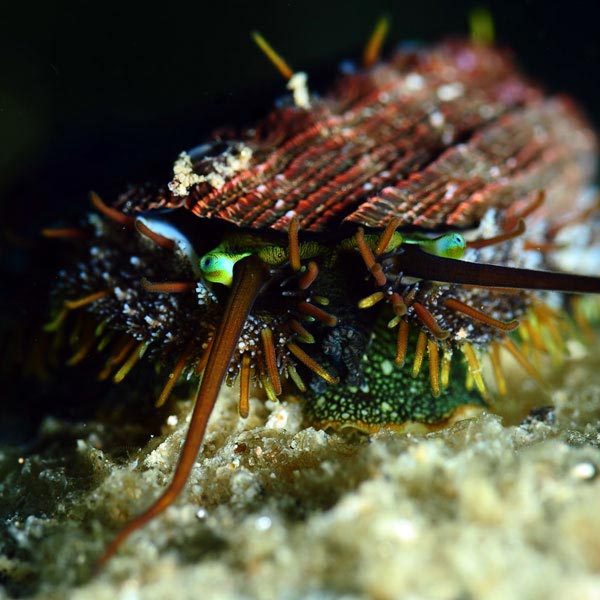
[97,256,269,569]
[398,246,600,293]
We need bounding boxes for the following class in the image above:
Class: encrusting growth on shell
[169,146,254,196]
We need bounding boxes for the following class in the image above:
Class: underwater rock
[2,342,600,599]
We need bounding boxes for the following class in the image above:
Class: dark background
[1,0,599,442]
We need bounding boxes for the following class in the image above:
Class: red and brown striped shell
[116,40,595,236]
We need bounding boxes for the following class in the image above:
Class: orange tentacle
[444,297,519,331]
[90,191,135,227]
[261,327,282,396]
[412,302,449,340]
[135,220,176,250]
[97,256,269,569]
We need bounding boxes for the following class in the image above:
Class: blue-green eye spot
[199,250,252,287]
[402,231,466,259]
[433,232,466,259]
[201,256,214,270]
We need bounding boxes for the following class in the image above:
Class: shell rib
[115,41,596,234]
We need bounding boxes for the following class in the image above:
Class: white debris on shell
[404,73,425,91]
[429,110,445,128]
[287,71,311,109]
[437,82,465,102]
[169,146,253,197]
[466,208,499,241]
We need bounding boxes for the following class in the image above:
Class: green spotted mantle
[303,315,486,430]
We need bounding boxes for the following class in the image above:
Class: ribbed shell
[116,40,597,233]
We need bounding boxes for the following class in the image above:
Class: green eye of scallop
[427,232,466,259]
[404,232,466,259]
[199,251,251,286]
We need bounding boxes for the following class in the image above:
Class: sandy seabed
[2,341,600,600]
